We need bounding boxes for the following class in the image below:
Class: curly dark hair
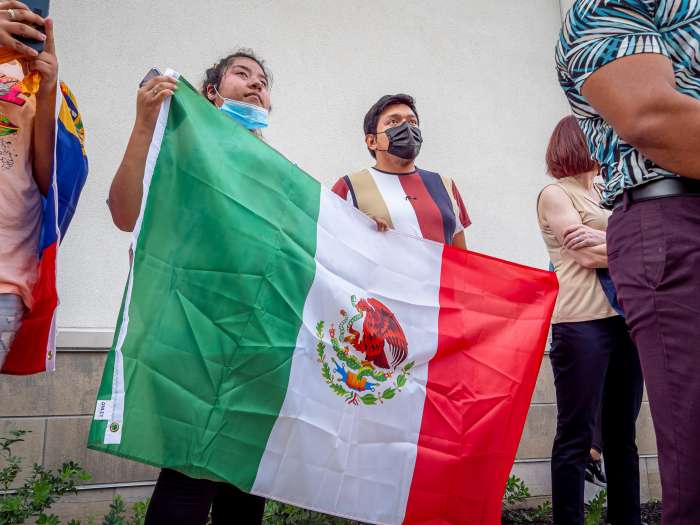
[363,94,419,158]
[201,48,273,103]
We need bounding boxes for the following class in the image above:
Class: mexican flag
[88,72,557,525]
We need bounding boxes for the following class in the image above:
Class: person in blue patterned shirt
[557,2,700,524]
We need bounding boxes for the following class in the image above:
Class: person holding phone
[108,49,271,525]
[0,1,58,368]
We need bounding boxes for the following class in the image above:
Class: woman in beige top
[537,116,644,525]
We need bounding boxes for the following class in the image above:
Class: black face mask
[380,122,423,160]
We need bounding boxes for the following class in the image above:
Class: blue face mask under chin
[215,87,269,130]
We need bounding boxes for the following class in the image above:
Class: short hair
[201,48,273,103]
[545,115,596,179]
[363,94,420,158]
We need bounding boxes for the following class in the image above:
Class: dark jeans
[144,468,265,525]
[550,316,643,525]
[608,195,700,525]
[591,405,602,454]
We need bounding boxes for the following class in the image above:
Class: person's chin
[244,96,263,107]
[395,156,416,166]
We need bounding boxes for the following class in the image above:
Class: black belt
[612,177,700,210]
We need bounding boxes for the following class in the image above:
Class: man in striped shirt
[332,94,470,247]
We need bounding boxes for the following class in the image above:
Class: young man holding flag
[332,93,470,246]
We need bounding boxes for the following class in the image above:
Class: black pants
[591,406,602,454]
[550,316,643,525]
[144,468,265,525]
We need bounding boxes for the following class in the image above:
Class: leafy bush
[0,429,91,525]
[503,475,531,506]
[263,500,365,525]
[502,475,552,523]
[2,428,614,525]
[83,495,148,525]
[584,490,607,525]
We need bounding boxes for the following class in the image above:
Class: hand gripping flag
[88,73,557,525]
[0,81,88,375]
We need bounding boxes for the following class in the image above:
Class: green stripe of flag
[89,77,321,490]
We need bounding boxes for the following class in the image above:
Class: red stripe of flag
[403,247,557,524]
[1,243,58,375]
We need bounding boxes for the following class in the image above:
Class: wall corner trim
[57,328,115,350]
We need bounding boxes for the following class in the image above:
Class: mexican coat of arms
[315,295,415,406]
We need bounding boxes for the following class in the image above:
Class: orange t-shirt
[0,60,41,308]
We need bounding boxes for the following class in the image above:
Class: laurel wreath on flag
[315,299,415,406]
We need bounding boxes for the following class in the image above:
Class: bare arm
[109,75,177,231]
[30,18,56,196]
[452,231,466,250]
[582,53,700,179]
[538,186,607,269]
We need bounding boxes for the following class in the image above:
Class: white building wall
[560,0,577,19]
[52,0,570,330]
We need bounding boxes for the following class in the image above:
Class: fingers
[139,76,177,102]
[154,88,175,101]
[135,77,177,127]
[148,81,177,99]
[0,3,46,58]
[141,75,177,92]
[29,55,55,75]
[0,1,31,11]
[373,218,389,232]
[562,228,583,247]
[567,238,587,251]
[6,20,44,42]
[3,5,44,27]
[564,236,585,250]
[42,16,53,54]
[563,230,585,250]
[1,33,37,56]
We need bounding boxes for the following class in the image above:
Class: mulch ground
[503,501,662,524]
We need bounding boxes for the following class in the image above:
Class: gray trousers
[0,293,23,370]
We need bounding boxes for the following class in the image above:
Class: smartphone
[17,0,50,53]
[139,67,162,88]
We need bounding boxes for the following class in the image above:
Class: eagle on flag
[346,297,409,370]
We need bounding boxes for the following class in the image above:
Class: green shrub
[2,427,614,525]
[263,500,365,524]
[584,489,607,525]
[0,429,90,525]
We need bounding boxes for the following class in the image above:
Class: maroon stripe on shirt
[398,174,446,243]
[451,180,471,228]
[331,177,350,200]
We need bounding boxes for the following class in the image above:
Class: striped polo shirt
[332,167,470,245]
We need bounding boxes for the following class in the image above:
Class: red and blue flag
[1,81,88,375]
